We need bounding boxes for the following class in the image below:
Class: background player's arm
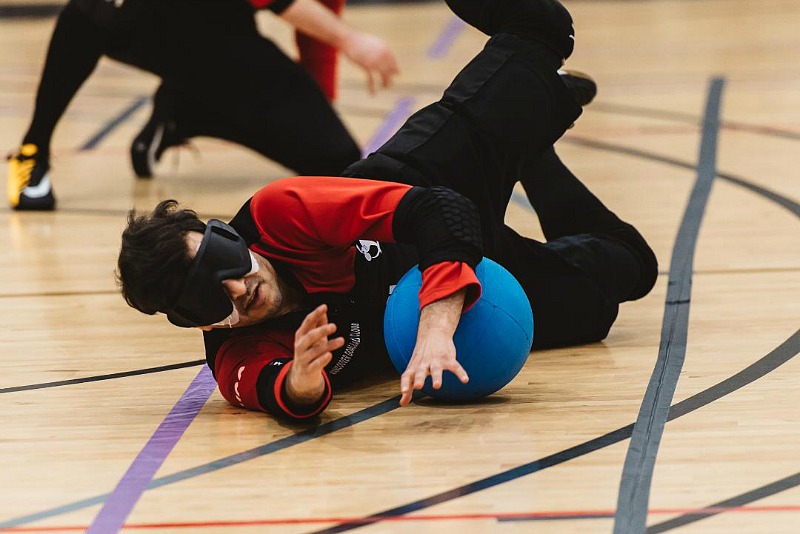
[278,0,399,93]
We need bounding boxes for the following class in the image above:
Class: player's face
[185,231,287,330]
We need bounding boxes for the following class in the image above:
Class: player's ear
[198,326,213,332]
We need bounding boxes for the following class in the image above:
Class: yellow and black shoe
[7,144,56,211]
[558,69,597,107]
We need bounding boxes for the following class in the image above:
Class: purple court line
[85,366,217,534]
[361,97,416,157]
[427,16,467,59]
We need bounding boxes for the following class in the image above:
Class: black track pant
[23,0,360,175]
[345,0,658,348]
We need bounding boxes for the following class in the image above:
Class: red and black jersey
[204,176,483,421]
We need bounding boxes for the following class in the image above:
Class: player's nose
[221,278,247,299]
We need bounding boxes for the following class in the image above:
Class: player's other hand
[287,304,343,404]
[341,31,399,94]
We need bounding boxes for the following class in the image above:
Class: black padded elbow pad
[393,186,483,270]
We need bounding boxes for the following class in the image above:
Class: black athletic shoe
[7,144,56,211]
[130,98,186,179]
[558,69,597,107]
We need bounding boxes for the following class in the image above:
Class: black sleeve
[392,186,483,270]
[256,359,333,422]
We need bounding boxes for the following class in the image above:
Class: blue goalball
[384,258,534,401]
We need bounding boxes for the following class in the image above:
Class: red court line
[2,505,798,532]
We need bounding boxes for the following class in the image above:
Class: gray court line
[612,77,726,534]
[79,95,149,151]
[646,472,800,533]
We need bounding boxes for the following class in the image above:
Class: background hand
[341,31,399,94]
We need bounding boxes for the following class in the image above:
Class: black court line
[79,96,149,151]
[647,472,800,533]
[0,360,204,394]
[613,78,725,533]
[2,135,798,529]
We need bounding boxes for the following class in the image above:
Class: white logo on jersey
[356,240,382,261]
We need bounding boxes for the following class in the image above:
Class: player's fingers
[295,323,337,353]
[380,69,393,89]
[323,336,345,357]
[399,372,413,406]
[298,304,327,334]
[308,350,334,371]
[430,364,444,389]
[412,367,428,391]
[365,70,376,95]
[447,361,470,384]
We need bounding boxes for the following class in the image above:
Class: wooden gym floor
[0,0,798,532]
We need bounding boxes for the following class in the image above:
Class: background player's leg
[522,147,629,239]
[8,1,105,209]
[21,2,104,156]
[116,1,360,177]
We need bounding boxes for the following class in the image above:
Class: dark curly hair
[116,200,206,316]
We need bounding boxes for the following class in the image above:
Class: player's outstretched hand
[399,328,468,407]
[287,304,344,404]
[341,31,400,94]
[399,289,469,407]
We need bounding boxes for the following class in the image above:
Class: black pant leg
[521,147,659,301]
[445,0,575,60]
[522,147,630,239]
[22,1,105,154]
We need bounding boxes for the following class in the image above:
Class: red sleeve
[214,333,332,419]
[419,262,481,311]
